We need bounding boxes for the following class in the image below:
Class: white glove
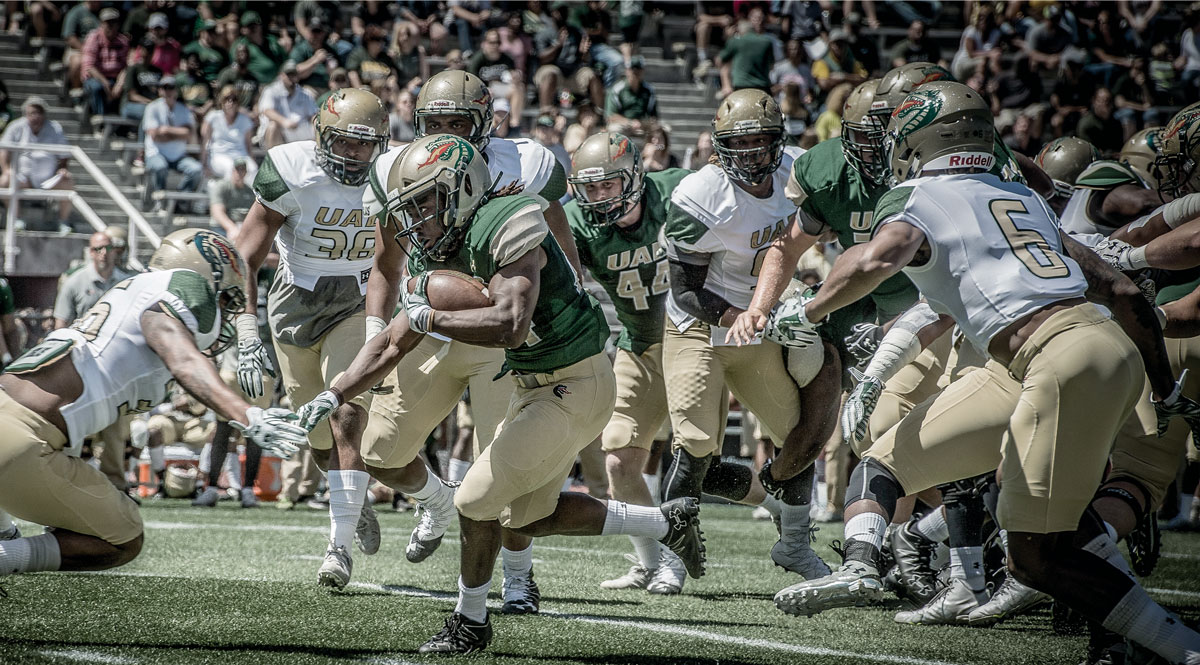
[841,369,884,445]
[764,289,821,348]
[231,407,306,459]
[1093,237,1149,272]
[403,272,434,334]
[296,389,342,431]
[235,313,275,399]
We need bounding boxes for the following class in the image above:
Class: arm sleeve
[662,197,724,260]
[142,102,164,131]
[81,32,98,75]
[669,259,732,325]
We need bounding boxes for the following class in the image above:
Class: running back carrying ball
[407,269,492,311]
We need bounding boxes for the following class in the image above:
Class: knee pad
[846,458,902,517]
[760,460,814,506]
[1094,476,1151,521]
[702,460,753,502]
[664,449,714,501]
[939,473,990,504]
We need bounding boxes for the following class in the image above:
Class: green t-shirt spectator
[346,46,398,86]
[215,65,260,110]
[0,276,14,316]
[231,36,287,84]
[62,3,100,46]
[209,176,256,221]
[605,80,658,120]
[719,32,776,90]
[183,40,229,82]
[290,40,339,92]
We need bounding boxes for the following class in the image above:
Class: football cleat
[889,520,940,604]
[1081,622,1127,665]
[191,486,220,507]
[406,480,458,563]
[751,505,773,521]
[317,543,353,590]
[965,572,1050,626]
[658,497,706,579]
[600,553,655,590]
[0,525,20,541]
[893,578,982,625]
[355,499,381,556]
[774,560,884,617]
[771,533,832,580]
[419,612,492,654]
[239,487,259,508]
[1125,510,1160,577]
[647,551,687,595]
[501,567,541,614]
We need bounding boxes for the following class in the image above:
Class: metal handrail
[1,141,160,274]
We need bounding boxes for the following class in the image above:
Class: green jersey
[411,194,609,373]
[567,168,689,354]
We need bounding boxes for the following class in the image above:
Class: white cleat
[406,481,458,563]
[355,498,380,555]
[774,560,885,616]
[965,573,1050,626]
[600,553,655,590]
[894,578,983,625]
[646,551,686,595]
[317,543,353,590]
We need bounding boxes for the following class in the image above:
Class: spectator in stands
[841,13,879,76]
[605,56,656,136]
[176,51,215,124]
[694,1,734,71]
[27,0,63,43]
[62,0,101,91]
[389,88,416,146]
[1150,43,1180,105]
[398,2,448,56]
[780,0,827,61]
[290,17,339,94]
[499,11,534,76]
[682,130,714,170]
[209,157,254,239]
[140,13,182,76]
[641,124,679,172]
[215,43,260,112]
[116,46,160,142]
[811,29,867,93]
[183,20,230,84]
[352,1,396,44]
[0,97,74,233]
[533,3,602,110]
[122,0,158,48]
[616,2,643,68]
[1179,11,1200,100]
[348,25,399,92]
[1050,49,1097,137]
[563,101,601,154]
[231,11,288,85]
[532,113,570,177]
[772,38,814,101]
[1118,0,1161,50]
[888,20,940,68]
[779,78,812,143]
[82,8,131,116]
[256,61,317,148]
[1003,111,1041,156]
[1026,5,1073,73]
[951,3,1002,81]
[444,49,467,71]
[572,1,625,89]
[718,7,776,98]
[201,85,255,181]
[491,97,513,139]
[294,1,341,46]
[315,68,349,108]
[0,80,13,133]
[1085,9,1131,90]
[888,0,942,26]
[470,28,525,133]
[1077,87,1123,155]
[449,0,494,55]
[388,19,429,92]
[814,82,852,143]
[1113,57,1159,139]
[143,76,202,204]
[53,230,134,330]
[988,54,1044,134]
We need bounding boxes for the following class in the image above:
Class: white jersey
[10,270,220,451]
[254,140,374,294]
[1060,160,1147,237]
[662,146,805,342]
[874,173,1087,353]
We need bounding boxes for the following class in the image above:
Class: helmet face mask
[1154,103,1200,197]
[711,89,786,186]
[392,182,464,262]
[569,132,644,227]
[841,79,886,185]
[414,71,494,150]
[314,89,390,187]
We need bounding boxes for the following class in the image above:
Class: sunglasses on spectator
[90,245,115,253]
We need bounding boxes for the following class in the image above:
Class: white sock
[327,470,368,550]
[223,452,242,490]
[601,500,668,539]
[950,546,987,601]
[1083,532,1135,580]
[631,536,662,569]
[148,446,165,474]
[913,508,948,543]
[448,458,471,483]
[759,494,783,518]
[409,466,454,508]
[697,47,708,61]
[0,533,61,575]
[1103,583,1200,662]
[844,512,888,551]
[643,472,661,502]
[454,576,491,623]
[0,509,14,532]
[501,545,533,578]
[198,442,213,475]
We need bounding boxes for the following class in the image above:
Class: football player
[1034,137,1101,213]
[748,81,1200,664]
[0,230,305,578]
[295,134,706,654]
[660,88,836,592]
[564,132,691,592]
[235,88,390,589]
[352,71,580,614]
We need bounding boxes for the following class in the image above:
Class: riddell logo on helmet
[947,154,992,167]
[348,123,375,135]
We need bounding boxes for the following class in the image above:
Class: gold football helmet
[314,88,390,186]
[568,132,645,226]
[885,81,994,184]
[841,79,886,185]
[1035,137,1101,189]
[1154,102,1200,197]
[149,229,249,355]
[1120,127,1163,190]
[712,89,785,186]
[414,70,495,150]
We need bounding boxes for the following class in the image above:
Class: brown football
[407,269,492,311]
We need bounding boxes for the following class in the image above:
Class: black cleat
[419,612,493,654]
[501,567,541,614]
[889,520,940,604]
[1126,511,1160,577]
[658,497,706,579]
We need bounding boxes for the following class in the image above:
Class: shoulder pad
[1075,160,1146,190]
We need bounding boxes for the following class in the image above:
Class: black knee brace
[845,458,902,517]
[1094,476,1151,522]
[664,449,714,501]
[981,475,1000,524]
[759,460,814,506]
[941,474,990,548]
[703,460,753,502]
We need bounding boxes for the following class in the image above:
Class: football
[407,269,492,311]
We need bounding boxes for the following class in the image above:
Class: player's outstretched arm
[365,222,405,327]
[727,216,819,344]
[806,222,925,323]
[426,248,541,347]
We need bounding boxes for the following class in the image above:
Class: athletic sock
[949,546,987,601]
[198,442,213,476]
[409,466,454,507]
[448,458,471,483]
[759,494,783,518]
[601,500,669,539]
[0,533,61,575]
[1083,532,1134,579]
[845,512,888,552]
[1103,583,1200,662]
[327,470,368,550]
[643,472,661,502]
[631,536,662,569]
[148,446,165,475]
[455,576,491,623]
[913,507,949,543]
[779,503,812,546]
[223,452,242,491]
[501,544,533,578]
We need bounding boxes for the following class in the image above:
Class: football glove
[235,313,275,399]
[841,368,884,445]
[844,322,884,366]
[231,407,306,459]
[296,390,342,431]
[1153,370,1200,444]
[764,289,821,349]
[1093,237,1149,272]
[403,272,434,334]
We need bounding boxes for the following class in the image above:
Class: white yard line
[1147,587,1200,599]
[38,649,136,664]
[1162,551,1200,561]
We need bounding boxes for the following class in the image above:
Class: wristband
[235,312,258,342]
[365,315,387,343]
[1127,244,1150,271]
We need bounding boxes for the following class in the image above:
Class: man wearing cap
[0,97,75,233]
[230,11,289,85]
[183,19,230,82]
[1026,5,1074,73]
[605,56,657,136]
[142,76,203,204]
[62,0,101,90]
[256,61,317,148]
[290,17,339,93]
[716,7,777,98]
[210,157,255,240]
[142,13,182,76]
[811,27,868,93]
[82,8,130,116]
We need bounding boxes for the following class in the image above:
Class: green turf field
[2,501,1198,665]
